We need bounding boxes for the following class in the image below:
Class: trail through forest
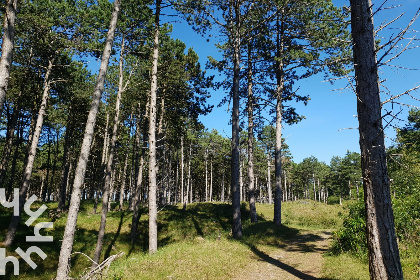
[235,229,332,280]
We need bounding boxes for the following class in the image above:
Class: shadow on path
[247,244,333,280]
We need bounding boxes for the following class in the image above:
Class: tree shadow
[241,222,333,280]
[246,244,332,280]
[104,211,125,259]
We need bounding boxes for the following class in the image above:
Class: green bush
[393,194,420,245]
[330,201,367,259]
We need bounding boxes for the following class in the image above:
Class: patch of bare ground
[235,229,332,280]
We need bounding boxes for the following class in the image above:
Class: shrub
[330,201,367,259]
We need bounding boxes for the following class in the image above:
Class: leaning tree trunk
[274,12,284,226]
[350,0,403,279]
[3,57,54,247]
[230,0,242,239]
[0,0,17,115]
[92,35,126,267]
[247,43,257,223]
[56,1,121,278]
[148,0,161,254]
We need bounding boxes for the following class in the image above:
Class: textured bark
[267,157,272,204]
[3,58,54,247]
[0,100,19,190]
[247,44,257,223]
[231,0,242,239]
[0,0,17,115]
[148,0,161,254]
[56,1,121,278]
[92,36,126,267]
[181,136,185,206]
[58,125,72,211]
[350,0,403,279]
[130,117,147,243]
[274,13,284,226]
[119,154,128,211]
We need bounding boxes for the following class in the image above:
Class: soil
[234,229,332,280]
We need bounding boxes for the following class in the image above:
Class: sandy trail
[234,229,332,280]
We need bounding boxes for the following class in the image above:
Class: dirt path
[234,229,332,280]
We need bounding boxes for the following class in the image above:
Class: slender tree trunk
[274,12,284,226]
[181,136,184,206]
[350,1,403,278]
[0,0,17,115]
[247,44,257,223]
[230,0,242,239]
[92,35,126,267]
[209,160,213,202]
[56,1,121,277]
[205,149,208,202]
[267,157,272,204]
[130,118,147,243]
[3,57,54,247]
[58,125,72,211]
[0,99,19,189]
[148,0,161,255]
[313,173,316,201]
[6,120,21,200]
[221,172,225,203]
[119,154,128,211]
[188,143,192,204]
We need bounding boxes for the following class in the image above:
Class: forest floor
[1,200,375,279]
[233,229,332,280]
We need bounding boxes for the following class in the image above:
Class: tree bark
[0,99,19,190]
[119,154,129,211]
[148,0,161,255]
[274,12,284,226]
[92,34,126,267]
[3,57,54,247]
[230,0,242,239]
[350,0,403,278]
[56,1,121,278]
[247,43,257,223]
[0,0,17,115]
[267,156,272,204]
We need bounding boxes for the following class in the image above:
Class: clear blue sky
[166,1,420,164]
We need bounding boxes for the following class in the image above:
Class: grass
[1,199,416,279]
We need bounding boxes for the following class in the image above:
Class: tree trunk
[148,0,161,255]
[274,12,284,226]
[205,148,208,202]
[3,57,54,247]
[56,1,121,278]
[119,154,128,211]
[267,157,272,204]
[0,99,19,190]
[209,160,213,202]
[92,35,126,267]
[181,136,185,206]
[188,143,192,204]
[350,1,403,278]
[0,0,17,115]
[230,0,242,239]
[247,44,257,223]
[58,125,72,211]
[130,119,147,244]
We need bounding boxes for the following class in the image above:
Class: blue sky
[165,1,420,164]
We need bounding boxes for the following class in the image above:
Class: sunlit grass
[1,198,417,279]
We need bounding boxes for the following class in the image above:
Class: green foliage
[330,201,367,259]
